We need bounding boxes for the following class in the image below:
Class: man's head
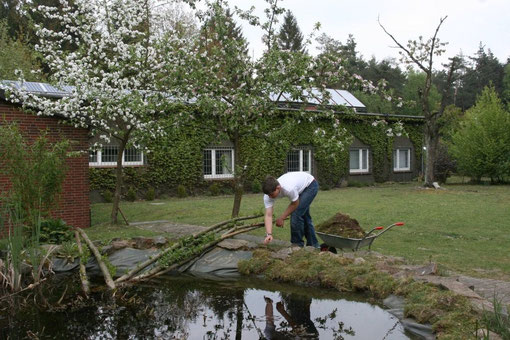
[263,176,280,198]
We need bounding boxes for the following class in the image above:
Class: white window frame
[89,146,144,167]
[349,148,369,174]
[393,148,411,172]
[287,148,312,174]
[203,147,235,179]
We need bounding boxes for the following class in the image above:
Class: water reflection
[1,274,418,339]
[263,295,320,339]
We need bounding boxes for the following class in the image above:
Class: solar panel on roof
[266,87,365,109]
[0,81,73,97]
[2,80,366,109]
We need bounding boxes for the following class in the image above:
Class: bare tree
[379,16,458,187]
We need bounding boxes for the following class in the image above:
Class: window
[89,150,97,163]
[89,146,144,167]
[287,148,311,173]
[123,147,143,165]
[349,148,369,173]
[393,148,411,171]
[203,147,234,179]
[101,145,118,164]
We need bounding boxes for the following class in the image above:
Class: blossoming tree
[4,0,196,223]
[180,0,393,217]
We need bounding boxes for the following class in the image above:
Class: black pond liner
[1,247,435,339]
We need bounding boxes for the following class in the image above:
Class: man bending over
[262,172,319,247]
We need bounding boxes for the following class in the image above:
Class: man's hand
[264,234,273,244]
[276,216,285,227]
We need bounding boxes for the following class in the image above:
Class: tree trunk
[111,137,128,224]
[231,131,243,218]
[424,120,440,187]
[74,230,90,296]
[75,227,116,290]
[423,59,457,188]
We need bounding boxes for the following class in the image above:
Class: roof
[1,81,364,107]
[1,80,422,119]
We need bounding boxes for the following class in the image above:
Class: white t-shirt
[263,172,315,209]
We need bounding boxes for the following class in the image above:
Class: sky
[219,0,510,69]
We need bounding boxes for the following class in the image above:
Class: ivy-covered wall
[89,110,424,200]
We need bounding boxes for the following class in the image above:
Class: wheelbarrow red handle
[363,226,384,239]
[368,221,406,238]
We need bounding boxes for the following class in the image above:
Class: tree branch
[428,16,448,72]
[115,214,262,283]
[74,227,116,290]
[128,221,264,283]
[74,230,90,296]
[378,17,428,74]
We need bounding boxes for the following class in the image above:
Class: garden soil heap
[315,212,366,238]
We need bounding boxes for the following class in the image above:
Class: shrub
[176,184,187,198]
[348,180,370,188]
[0,124,71,224]
[320,183,331,191]
[434,142,456,184]
[102,189,113,203]
[221,185,233,195]
[125,187,137,202]
[39,218,73,244]
[251,181,262,193]
[145,187,155,201]
[208,183,220,196]
[450,86,510,183]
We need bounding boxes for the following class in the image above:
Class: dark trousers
[290,180,319,247]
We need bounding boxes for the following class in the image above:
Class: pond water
[1,274,423,339]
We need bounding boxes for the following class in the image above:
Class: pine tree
[457,44,504,110]
[0,20,43,81]
[501,61,510,106]
[201,6,248,56]
[277,10,304,53]
[0,0,26,39]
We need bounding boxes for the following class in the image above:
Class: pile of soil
[316,212,366,238]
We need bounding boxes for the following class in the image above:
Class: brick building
[0,91,90,237]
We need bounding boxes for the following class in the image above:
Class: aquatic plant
[0,201,24,292]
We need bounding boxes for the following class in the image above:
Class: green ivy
[345,119,392,182]
[89,110,423,196]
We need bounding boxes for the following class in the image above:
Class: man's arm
[276,199,299,227]
[264,206,274,244]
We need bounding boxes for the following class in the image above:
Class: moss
[350,270,397,298]
[401,282,478,338]
[238,249,275,275]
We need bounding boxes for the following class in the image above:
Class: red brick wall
[0,100,90,237]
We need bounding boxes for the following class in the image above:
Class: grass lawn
[90,180,510,280]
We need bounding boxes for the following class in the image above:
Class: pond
[1,274,426,339]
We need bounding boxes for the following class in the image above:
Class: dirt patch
[316,212,366,238]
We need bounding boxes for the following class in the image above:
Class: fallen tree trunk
[128,221,264,283]
[74,227,115,290]
[74,230,90,296]
[115,214,262,284]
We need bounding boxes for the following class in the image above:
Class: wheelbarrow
[316,222,405,251]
